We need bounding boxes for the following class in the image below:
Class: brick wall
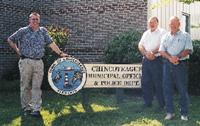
[0,0,147,79]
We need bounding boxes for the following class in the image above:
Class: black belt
[20,55,42,60]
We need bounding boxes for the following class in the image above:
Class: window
[181,12,190,33]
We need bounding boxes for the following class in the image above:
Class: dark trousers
[141,57,165,107]
[162,59,189,115]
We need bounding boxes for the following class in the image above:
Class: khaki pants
[18,58,44,111]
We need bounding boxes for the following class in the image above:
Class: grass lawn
[0,89,200,126]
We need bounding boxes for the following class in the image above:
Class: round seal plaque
[48,57,87,95]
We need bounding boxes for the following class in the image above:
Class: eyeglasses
[31,18,39,20]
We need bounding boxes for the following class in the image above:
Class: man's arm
[138,44,147,56]
[48,42,69,57]
[7,38,21,56]
[177,49,191,59]
[138,43,155,60]
[160,51,179,65]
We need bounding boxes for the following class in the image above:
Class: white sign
[84,64,142,88]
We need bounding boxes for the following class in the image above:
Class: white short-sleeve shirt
[139,28,166,52]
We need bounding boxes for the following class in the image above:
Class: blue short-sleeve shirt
[8,26,53,59]
[159,30,193,60]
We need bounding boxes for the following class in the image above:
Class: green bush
[104,30,142,64]
[42,25,70,90]
[43,25,70,66]
[188,40,200,95]
[103,30,142,95]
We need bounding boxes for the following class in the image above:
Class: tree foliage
[179,0,200,4]
[145,0,200,4]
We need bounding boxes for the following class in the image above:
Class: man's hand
[169,56,180,65]
[145,51,156,60]
[60,52,69,57]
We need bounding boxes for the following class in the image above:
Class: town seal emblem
[48,57,87,95]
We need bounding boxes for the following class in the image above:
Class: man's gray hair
[29,12,40,18]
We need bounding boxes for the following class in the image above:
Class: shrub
[44,25,70,66]
[42,25,70,90]
[188,40,200,95]
[104,30,142,64]
[103,30,142,96]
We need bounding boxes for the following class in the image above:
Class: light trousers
[18,58,44,111]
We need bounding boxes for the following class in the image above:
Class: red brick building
[0,0,147,79]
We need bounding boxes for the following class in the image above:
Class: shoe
[164,113,175,120]
[181,115,188,121]
[30,111,41,117]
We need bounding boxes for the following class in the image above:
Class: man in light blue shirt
[159,16,193,121]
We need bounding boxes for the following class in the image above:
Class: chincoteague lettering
[91,66,141,72]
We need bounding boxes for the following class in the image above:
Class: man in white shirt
[138,17,166,111]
